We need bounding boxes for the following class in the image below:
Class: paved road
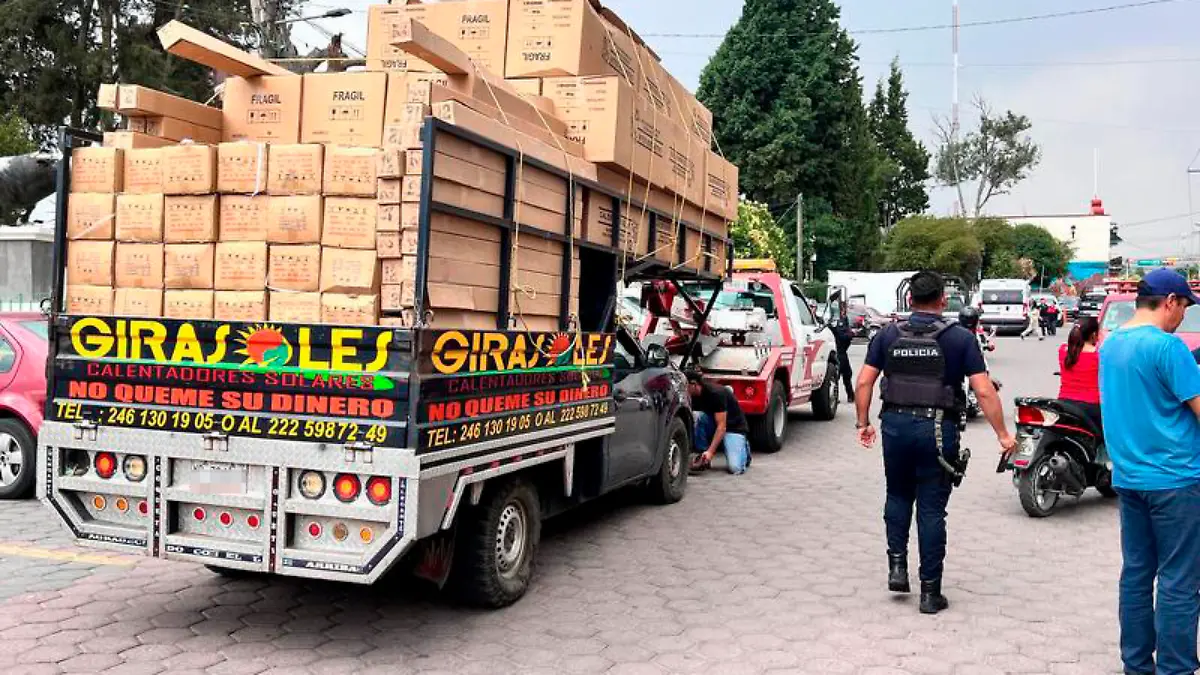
[0,334,1127,674]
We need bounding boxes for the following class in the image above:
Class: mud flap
[411,527,455,589]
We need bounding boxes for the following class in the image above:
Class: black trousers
[881,412,957,581]
[837,347,854,393]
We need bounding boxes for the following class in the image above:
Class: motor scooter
[964,328,999,420]
[1001,397,1114,517]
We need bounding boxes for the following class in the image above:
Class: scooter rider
[855,271,1018,614]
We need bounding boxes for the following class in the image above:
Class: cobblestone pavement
[0,335,1127,674]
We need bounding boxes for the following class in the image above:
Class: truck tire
[810,358,840,422]
[647,417,689,504]
[749,380,787,453]
[448,479,541,608]
[0,418,36,500]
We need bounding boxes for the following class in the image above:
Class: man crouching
[687,370,752,475]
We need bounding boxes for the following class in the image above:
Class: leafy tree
[699,0,883,224]
[868,58,931,227]
[971,217,1015,276]
[1011,223,1073,286]
[933,97,1042,217]
[731,199,795,274]
[984,251,1024,279]
[883,216,982,282]
[0,113,36,157]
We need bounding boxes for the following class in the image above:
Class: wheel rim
[829,371,840,412]
[772,397,786,438]
[1032,460,1060,511]
[0,433,23,488]
[494,501,528,580]
[668,437,683,481]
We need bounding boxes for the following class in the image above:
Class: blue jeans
[695,413,750,475]
[880,412,957,581]
[1116,483,1200,675]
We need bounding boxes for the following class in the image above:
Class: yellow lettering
[432,331,469,375]
[72,318,113,359]
[130,321,168,362]
[330,329,363,372]
[205,326,230,364]
[482,333,508,371]
[508,334,530,370]
[365,331,392,372]
[171,324,205,363]
[298,328,330,370]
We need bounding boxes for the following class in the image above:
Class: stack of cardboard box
[68,0,736,327]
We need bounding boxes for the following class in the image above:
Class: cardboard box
[164,244,215,289]
[269,292,321,324]
[67,193,116,240]
[114,243,164,289]
[367,2,508,74]
[118,85,224,129]
[213,291,266,322]
[322,294,379,326]
[102,132,175,150]
[386,73,449,115]
[377,148,406,179]
[381,257,415,286]
[320,247,379,294]
[542,76,670,188]
[377,231,402,259]
[221,75,304,144]
[268,244,321,292]
[300,72,388,147]
[66,285,114,315]
[323,146,379,197]
[164,290,215,319]
[161,144,217,195]
[164,195,219,243]
[377,204,419,233]
[506,0,640,85]
[665,70,713,145]
[217,142,270,194]
[158,20,293,78]
[98,84,119,110]
[381,283,406,312]
[219,195,271,241]
[123,148,164,194]
[507,78,543,96]
[703,152,739,222]
[267,144,323,195]
[115,193,164,242]
[113,288,163,317]
[322,198,378,250]
[68,241,117,290]
[127,116,221,144]
[215,242,268,291]
[267,195,323,244]
[382,124,424,151]
[71,147,123,193]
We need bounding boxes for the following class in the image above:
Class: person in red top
[1059,316,1102,430]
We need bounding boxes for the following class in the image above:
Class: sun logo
[544,332,576,365]
[234,325,293,369]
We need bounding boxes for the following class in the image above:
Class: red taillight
[1017,406,1059,427]
[333,474,361,503]
[193,507,206,521]
[94,452,117,479]
[247,514,261,529]
[366,477,392,506]
[137,501,148,516]
[219,512,233,527]
[308,522,322,538]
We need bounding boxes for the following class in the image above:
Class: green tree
[699,0,884,225]
[984,251,1024,279]
[0,0,307,145]
[868,58,931,227]
[883,216,982,282]
[730,199,795,274]
[933,98,1041,217]
[1011,223,1073,286]
[0,113,36,157]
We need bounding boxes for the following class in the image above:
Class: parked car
[848,305,893,341]
[1078,288,1107,317]
[1058,296,1080,321]
[0,313,47,499]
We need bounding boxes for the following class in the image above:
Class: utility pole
[795,193,804,282]
[951,1,960,137]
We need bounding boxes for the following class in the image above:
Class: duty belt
[881,405,943,419]
[882,406,971,486]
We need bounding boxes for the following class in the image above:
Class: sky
[292,0,1200,261]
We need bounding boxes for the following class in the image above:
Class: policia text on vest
[852,271,1018,616]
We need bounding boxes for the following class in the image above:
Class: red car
[0,313,48,499]
[1098,293,1200,350]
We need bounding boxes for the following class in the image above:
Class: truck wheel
[648,417,689,504]
[0,419,36,500]
[749,381,788,453]
[448,479,541,608]
[811,358,840,422]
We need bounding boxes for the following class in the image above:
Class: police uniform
[865,310,987,604]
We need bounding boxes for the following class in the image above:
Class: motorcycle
[964,328,999,420]
[1002,397,1115,518]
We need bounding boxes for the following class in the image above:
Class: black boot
[919,579,949,614]
[887,553,910,593]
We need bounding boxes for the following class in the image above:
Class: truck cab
[640,259,839,453]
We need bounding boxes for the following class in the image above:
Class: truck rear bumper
[38,422,421,584]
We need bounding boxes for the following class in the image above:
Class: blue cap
[1140,268,1200,306]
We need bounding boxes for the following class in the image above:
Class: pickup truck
[38,124,726,607]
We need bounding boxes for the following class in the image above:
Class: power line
[642,0,1193,38]
[654,52,1200,70]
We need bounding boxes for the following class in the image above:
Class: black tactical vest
[880,320,959,410]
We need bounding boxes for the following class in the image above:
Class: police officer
[854,271,1017,614]
[830,290,856,403]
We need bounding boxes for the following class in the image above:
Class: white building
[1002,198,1112,282]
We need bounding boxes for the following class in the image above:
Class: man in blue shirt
[1100,268,1200,675]
[856,271,1016,614]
